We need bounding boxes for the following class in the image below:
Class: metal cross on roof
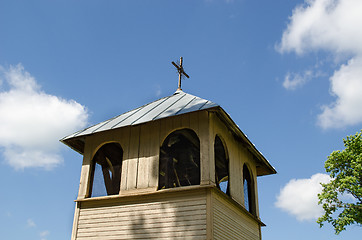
[172,57,189,91]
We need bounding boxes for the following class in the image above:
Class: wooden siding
[72,110,266,239]
[209,112,260,217]
[212,191,260,240]
[78,110,211,198]
[74,192,207,239]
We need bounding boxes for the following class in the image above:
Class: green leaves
[317,130,362,234]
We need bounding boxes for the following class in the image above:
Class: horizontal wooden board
[77,224,206,236]
[75,194,207,239]
[78,217,206,231]
[78,210,206,226]
[212,193,260,240]
[78,203,207,219]
[76,229,207,240]
[80,196,206,212]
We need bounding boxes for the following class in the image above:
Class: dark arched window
[158,129,200,189]
[243,164,255,215]
[214,135,230,195]
[89,142,123,197]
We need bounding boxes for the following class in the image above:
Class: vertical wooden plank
[173,114,182,130]
[120,127,131,192]
[190,111,201,187]
[137,124,150,189]
[148,120,160,188]
[225,121,242,205]
[189,111,199,134]
[159,116,173,145]
[71,202,81,240]
[206,189,213,240]
[77,137,93,199]
[126,126,140,190]
[156,118,173,190]
[237,145,244,205]
[199,110,210,185]
[253,162,260,217]
[181,113,190,129]
[77,163,91,199]
[259,224,262,240]
[209,112,216,185]
[231,141,240,204]
[165,117,173,137]
[159,118,167,146]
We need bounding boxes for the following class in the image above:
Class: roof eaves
[213,107,277,175]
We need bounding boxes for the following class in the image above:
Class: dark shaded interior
[89,142,123,197]
[158,129,200,189]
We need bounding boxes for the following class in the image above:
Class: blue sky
[0,0,361,239]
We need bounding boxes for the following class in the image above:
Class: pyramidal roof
[61,90,276,176]
[61,90,218,142]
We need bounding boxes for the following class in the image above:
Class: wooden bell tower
[61,60,276,240]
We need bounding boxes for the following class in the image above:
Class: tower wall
[71,109,266,239]
[73,188,208,240]
[72,187,263,240]
[211,189,261,240]
[76,111,211,200]
[209,112,260,217]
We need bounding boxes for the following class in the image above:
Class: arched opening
[89,142,123,197]
[243,164,256,215]
[158,129,200,189]
[214,135,230,195]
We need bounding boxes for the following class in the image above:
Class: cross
[172,57,189,91]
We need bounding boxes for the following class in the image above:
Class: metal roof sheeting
[60,90,276,176]
[61,90,218,141]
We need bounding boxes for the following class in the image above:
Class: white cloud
[25,218,50,240]
[27,218,36,228]
[283,70,313,90]
[277,0,362,128]
[275,173,331,221]
[155,84,162,97]
[40,230,50,240]
[278,0,362,55]
[0,64,88,170]
[317,57,362,128]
